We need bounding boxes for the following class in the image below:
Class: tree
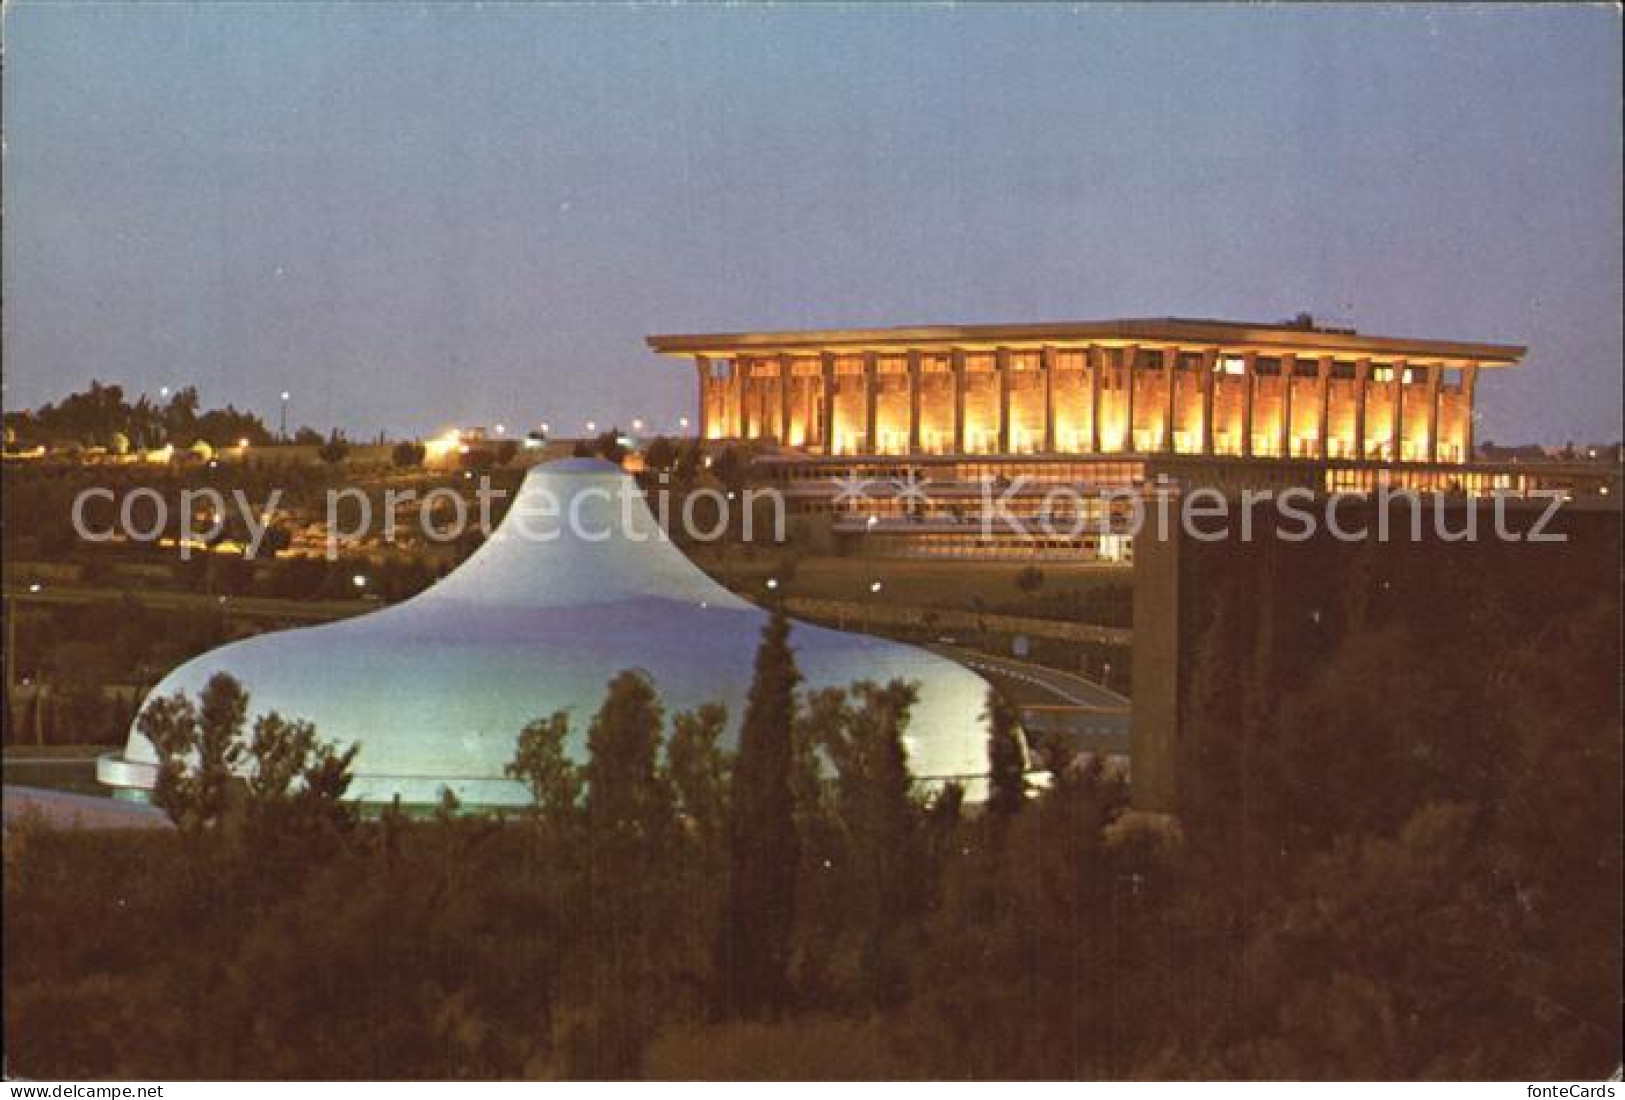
[391,440,426,468]
[716,612,801,1018]
[642,436,679,474]
[984,689,1027,824]
[318,431,350,465]
[506,711,584,830]
[666,702,731,848]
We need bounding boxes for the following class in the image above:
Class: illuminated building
[650,316,1613,560]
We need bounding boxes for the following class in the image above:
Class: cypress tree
[716,610,801,1017]
[985,688,1027,824]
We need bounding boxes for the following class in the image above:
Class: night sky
[3,3,1619,444]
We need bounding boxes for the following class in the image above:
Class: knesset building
[649,316,1591,561]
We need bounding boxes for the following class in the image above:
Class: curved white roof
[104,458,993,806]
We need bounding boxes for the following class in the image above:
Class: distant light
[586,420,597,433]
[458,444,471,454]
[766,578,779,590]
[352,574,367,588]
[28,582,41,593]
[463,471,473,480]
[280,391,291,401]
[632,418,644,432]
[237,437,250,448]
[1601,486,1611,496]
[726,491,736,500]
[160,387,170,397]
[865,515,878,527]
[869,581,883,594]
[494,424,506,436]
[539,422,551,434]
[207,460,218,468]
[679,417,690,429]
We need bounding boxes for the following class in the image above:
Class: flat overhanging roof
[647,317,1526,366]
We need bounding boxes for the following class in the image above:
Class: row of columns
[696,348,1479,464]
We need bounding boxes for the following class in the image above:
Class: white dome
[102,458,993,807]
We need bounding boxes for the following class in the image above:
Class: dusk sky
[3,3,1619,443]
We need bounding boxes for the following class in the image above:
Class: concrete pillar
[819,351,837,454]
[1425,365,1442,463]
[1353,358,1370,461]
[1279,353,1296,458]
[1122,344,1139,452]
[951,348,967,453]
[1240,350,1257,457]
[778,353,794,445]
[995,347,1012,453]
[1088,344,1103,453]
[1162,347,1178,452]
[1316,356,1333,460]
[863,351,879,455]
[694,356,711,442]
[1041,345,1056,453]
[1391,358,1407,462]
[1199,348,1217,455]
[1462,364,1480,461]
[907,349,923,454]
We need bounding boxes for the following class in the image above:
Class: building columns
[1162,347,1178,452]
[1316,356,1333,460]
[1240,350,1257,457]
[1353,358,1370,461]
[863,351,879,454]
[1279,353,1296,458]
[1424,365,1441,463]
[1122,344,1139,452]
[1462,364,1480,461]
[778,354,794,445]
[1041,346,1056,453]
[734,358,748,438]
[1088,344,1104,452]
[693,356,711,441]
[907,349,923,454]
[1199,349,1217,455]
[951,349,967,453]
[1391,358,1407,462]
[819,352,837,454]
[995,347,1012,453]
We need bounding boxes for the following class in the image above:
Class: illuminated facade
[650,318,1618,561]
[648,316,1521,465]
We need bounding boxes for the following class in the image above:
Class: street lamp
[280,391,291,441]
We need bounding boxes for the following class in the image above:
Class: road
[3,584,372,622]
[929,644,1131,753]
